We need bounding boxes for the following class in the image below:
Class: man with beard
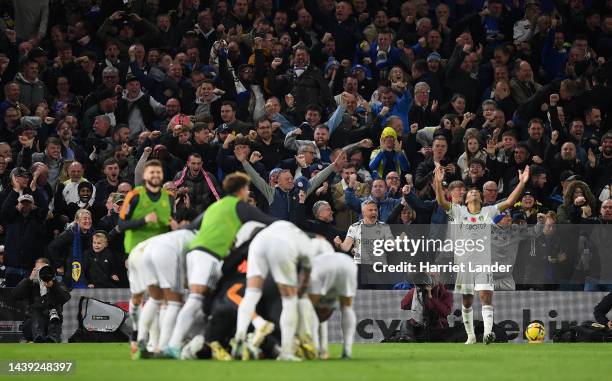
[119,160,174,357]
[523,118,547,159]
[544,135,585,190]
[251,118,289,172]
[116,76,165,140]
[587,132,612,197]
[173,153,221,215]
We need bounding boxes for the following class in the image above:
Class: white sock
[129,299,140,333]
[168,293,204,349]
[147,309,160,350]
[159,301,181,351]
[297,297,316,338]
[252,315,267,330]
[462,306,475,337]
[319,321,329,354]
[137,298,161,342]
[341,306,356,357]
[482,305,494,336]
[158,305,166,333]
[235,288,262,341]
[280,296,298,356]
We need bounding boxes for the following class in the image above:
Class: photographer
[11,258,71,343]
[395,274,453,342]
[594,292,612,330]
[1,168,49,287]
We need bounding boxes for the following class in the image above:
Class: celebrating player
[433,164,530,344]
[131,228,197,358]
[232,221,328,361]
[308,252,358,359]
[164,173,276,358]
[119,160,173,357]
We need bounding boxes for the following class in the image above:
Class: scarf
[174,167,220,201]
[408,288,424,324]
[70,225,91,289]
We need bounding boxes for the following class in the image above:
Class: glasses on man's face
[484,188,497,192]
[303,150,315,154]
[387,176,400,181]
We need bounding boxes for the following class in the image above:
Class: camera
[412,272,435,288]
[38,265,54,283]
[49,308,60,323]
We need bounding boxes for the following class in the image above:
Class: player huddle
[120,161,356,361]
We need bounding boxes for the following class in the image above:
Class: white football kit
[447,203,500,295]
[246,221,316,286]
[127,240,150,294]
[146,229,196,291]
[309,252,357,307]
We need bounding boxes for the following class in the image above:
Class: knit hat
[78,181,94,192]
[427,52,441,62]
[380,127,397,140]
[294,176,310,191]
[493,210,510,224]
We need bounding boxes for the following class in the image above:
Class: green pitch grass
[1,343,611,381]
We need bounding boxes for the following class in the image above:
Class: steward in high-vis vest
[118,159,173,253]
[164,172,276,358]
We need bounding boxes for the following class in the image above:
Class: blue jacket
[344,187,400,222]
[371,89,413,133]
[541,28,568,82]
[354,43,402,80]
[369,149,410,180]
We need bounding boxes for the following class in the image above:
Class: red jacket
[400,284,453,329]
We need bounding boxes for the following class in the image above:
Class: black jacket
[12,276,71,317]
[83,248,121,288]
[46,228,93,279]
[268,66,335,116]
[1,189,49,269]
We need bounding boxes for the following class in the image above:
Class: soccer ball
[525,322,546,343]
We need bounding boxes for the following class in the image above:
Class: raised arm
[305,152,343,197]
[497,165,530,212]
[433,164,451,211]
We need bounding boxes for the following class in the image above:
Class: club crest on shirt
[72,261,81,282]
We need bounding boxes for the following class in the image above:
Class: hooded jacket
[556,180,597,224]
[369,127,410,179]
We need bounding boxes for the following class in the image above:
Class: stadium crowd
[0,0,611,291]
